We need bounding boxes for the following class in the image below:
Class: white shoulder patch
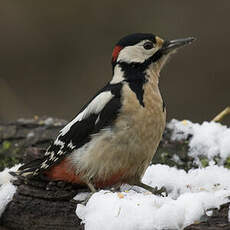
[60,91,114,136]
[110,65,124,84]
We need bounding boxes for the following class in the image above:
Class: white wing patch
[58,111,85,136]
[60,91,114,136]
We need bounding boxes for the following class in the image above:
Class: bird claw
[80,192,95,205]
[133,181,168,197]
[151,186,168,197]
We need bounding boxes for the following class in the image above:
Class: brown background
[0,1,229,125]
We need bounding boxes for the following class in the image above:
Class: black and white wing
[17,83,122,177]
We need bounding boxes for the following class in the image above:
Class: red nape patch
[112,45,123,62]
[45,158,84,184]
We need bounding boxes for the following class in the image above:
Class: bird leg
[80,181,97,205]
[133,181,167,196]
[87,181,97,193]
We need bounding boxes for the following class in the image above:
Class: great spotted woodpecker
[16,33,195,194]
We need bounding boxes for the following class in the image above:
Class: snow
[75,120,230,230]
[75,192,91,202]
[0,164,20,216]
[76,164,230,230]
[0,183,17,216]
[167,119,230,161]
[0,164,21,185]
[43,117,54,125]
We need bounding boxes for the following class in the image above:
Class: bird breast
[68,80,166,184]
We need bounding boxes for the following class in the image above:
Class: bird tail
[10,158,45,178]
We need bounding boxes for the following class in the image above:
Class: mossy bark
[0,118,66,170]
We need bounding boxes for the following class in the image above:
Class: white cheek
[117,46,155,63]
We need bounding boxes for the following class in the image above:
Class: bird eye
[143,42,154,50]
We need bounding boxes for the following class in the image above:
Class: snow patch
[167,119,230,161]
[0,164,20,216]
[75,120,230,229]
[0,183,17,216]
[0,164,21,185]
[74,192,91,202]
[76,164,230,230]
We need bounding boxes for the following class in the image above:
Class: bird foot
[150,186,167,196]
[133,181,168,197]
[78,181,97,205]
[80,192,95,205]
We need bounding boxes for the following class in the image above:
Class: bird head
[111,33,195,83]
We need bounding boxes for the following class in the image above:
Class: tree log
[0,117,229,230]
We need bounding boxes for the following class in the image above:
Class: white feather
[54,139,65,148]
[49,152,55,160]
[60,91,114,136]
[110,65,125,84]
[41,160,48,168]
[68,141,75,149]
[95,115,100,124]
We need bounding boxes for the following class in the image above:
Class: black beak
[161,37,196,54]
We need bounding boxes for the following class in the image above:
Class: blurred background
[0,0,229,124]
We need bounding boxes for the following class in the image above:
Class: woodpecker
[16,33,195,194]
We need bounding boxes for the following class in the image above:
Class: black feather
[119,62,147,107]
[18,158,44,171]
[18,83,122,177]
[59,83,122,148]
[117,33,156,47]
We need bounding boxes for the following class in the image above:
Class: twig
[212,106,230,122]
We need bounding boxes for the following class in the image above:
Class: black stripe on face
[119,62,147,107]
[128,80,147,107]
[114,47,165,108]
[141,49,164,69]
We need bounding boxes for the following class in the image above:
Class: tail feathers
[13,158,45,177]
[19,158,44,171]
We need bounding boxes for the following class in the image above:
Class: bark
[1,178,85,230]
[0,117,229,229]
[185,202,230,230]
